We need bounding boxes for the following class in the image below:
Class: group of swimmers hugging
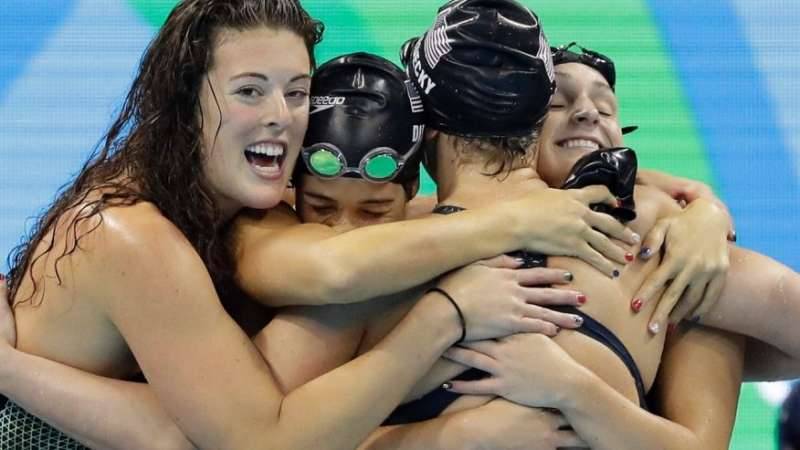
[0,0,798,449]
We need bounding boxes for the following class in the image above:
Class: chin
[238,184,287,210]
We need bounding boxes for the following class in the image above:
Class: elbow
[307,256,358,305]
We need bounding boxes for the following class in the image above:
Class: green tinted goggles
[301,142,420,183]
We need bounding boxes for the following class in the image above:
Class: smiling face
[296,174,408,232]
[200,26,311,216]
[537,62,624,187]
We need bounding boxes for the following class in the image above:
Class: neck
[435,155,547,209]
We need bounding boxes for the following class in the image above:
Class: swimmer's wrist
[414,292,463,347]
[549,362,596,411]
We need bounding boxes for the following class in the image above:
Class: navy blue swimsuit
[384,148,646,425]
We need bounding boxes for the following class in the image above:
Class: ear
[529,140,541,172]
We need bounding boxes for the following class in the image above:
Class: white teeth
[560,139,600,150]
[246,143,284,156]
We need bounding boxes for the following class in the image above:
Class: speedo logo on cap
[310,96,346,115]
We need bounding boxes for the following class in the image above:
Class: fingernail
[577,294,588,305]
[615,198,623,208]
[573,315,584,326]
[631,233,641,244]
[649,322,661,334]
[624,252,634,262]
[0,273,5,282]
[631,298,643,313]
[728,231,737,243]
[442,382,453,390]
[639,247,652,259]
[667,323,676,334]
[612,269,620,278]
[563,272,574,282]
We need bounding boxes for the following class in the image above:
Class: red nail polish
[631,298,643,313]
[667,323,677,334]
[625,252,634,262]
[577,294,588,305]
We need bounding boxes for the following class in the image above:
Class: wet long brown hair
[6,0,323,306]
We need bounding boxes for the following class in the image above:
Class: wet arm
[85,214,463,450]
[234,203,530,306]
[700,245,800,360]
[236,186,635,307]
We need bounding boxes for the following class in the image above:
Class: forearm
[703,246,800,360]
[241,208,525,306]
[358,416,464,450]
[0,349,193,450]
[561,327,743,450]
[744,338,800,381]
[558,370,703,450]
[262,293,461,450]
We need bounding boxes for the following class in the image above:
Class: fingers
[519,304,584,330]
[477,254,523,270]
[444,377,502,396]
[631,264,673,313]
[648,269,693,334]
[569,185,615,207]
[443,346,499,374]
[514,267,575,286]
[574,242,619,278]
[583,227,629,265]
[515,317,560,336]
[667,274,709,325]
[689,274,726,322]
[585,210,640,245]
[518,286,586,307]
[639,219,669,260]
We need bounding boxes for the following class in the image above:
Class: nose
[331,215,358,233]
[570,98,599,126]
[263,90,291,132]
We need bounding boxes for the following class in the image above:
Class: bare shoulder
[72,202,208,299]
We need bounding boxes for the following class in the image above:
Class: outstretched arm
[236,186,638,307]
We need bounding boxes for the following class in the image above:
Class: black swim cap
[300,52,426,185]
[401,0,555,138]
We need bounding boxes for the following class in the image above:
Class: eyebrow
[360,199,395,206]
[302,191,335,202]
[555,71,614,95]
[230,73,312,83]
[303,191,395,206]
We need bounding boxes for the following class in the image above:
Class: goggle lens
[309,149,342,177]
[363,154,400,180]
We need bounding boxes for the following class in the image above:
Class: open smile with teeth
[557,138,602,151]
[244,142,286,173]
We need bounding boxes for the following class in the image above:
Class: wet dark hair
[6,0,324,306]
[453,119,543,177]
